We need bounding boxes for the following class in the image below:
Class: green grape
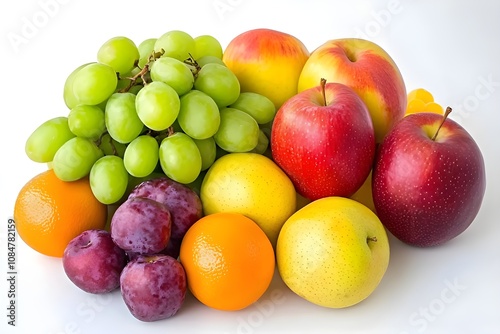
[229,92,276,124]
[67,105,105,140]
[72,63,118,106]
[154,30,195,61]
[186,170,206,196]
[98,133,126,157]
[25,117,75,163]
[123,135,159,177]
[63,63,93,109]
[138,38,157,69]
[52,137,103,181]
[159,132,201,184]
[250,130,269,154]
[194,63,240,108]
[193,137,216,171]
[150,57,194,95]
[193,35,223,59]
[215,144,229,160]
[135,81,180,131]
[196,56,226,68]
[105,92,144,143]
[214,108,259,152]
[170,119,183,133]
[116,67,142,93]
[128,84,143,95]
[260,119,273,139]
[95,98,108,111]
[97,36,139,75]
[90,155,128,204]
[178,90,220,139]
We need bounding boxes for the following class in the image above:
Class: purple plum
[120,255,187,321]
[129,177,202,240]
[111,197,171,255]
[62,229,127,294]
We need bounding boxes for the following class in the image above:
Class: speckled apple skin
[372,112,486,247]
[271,82,375,201]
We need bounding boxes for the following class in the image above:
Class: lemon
[200,153,296,247]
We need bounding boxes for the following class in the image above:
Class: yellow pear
[277,196,389,308]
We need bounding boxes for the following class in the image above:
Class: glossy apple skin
[298,38,406,143]
[271,82,375,201]
[222,28,310,109]
[372,113,486,247]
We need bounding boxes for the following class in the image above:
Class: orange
[179,212,275,311]
[13,169,107,257]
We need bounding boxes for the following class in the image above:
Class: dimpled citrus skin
[277,197,390,308]
[200,153,296,247]
[14,169,107,257]
[179,212,275,311]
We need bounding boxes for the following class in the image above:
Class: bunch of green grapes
[25,30,276,205]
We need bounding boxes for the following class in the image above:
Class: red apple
[298,38,406,143]
[271,80,375,200]
[222,28,310,109]
[372,108,486,247]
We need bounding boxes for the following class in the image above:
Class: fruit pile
[25,31,277,205]
[14,27,486,322]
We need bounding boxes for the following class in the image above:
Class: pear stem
[320,78,327,106]
[431,107,452,141]
[367,236,377,243]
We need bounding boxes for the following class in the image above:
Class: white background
[1,0,499,333]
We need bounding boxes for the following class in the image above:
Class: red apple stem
[320,78,327,106]
[431,107,452,141]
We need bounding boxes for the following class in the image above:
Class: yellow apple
[222,28,310,109]
[276,196,390,308]
[298,38,406,143]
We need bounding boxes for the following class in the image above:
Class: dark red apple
[271,80,375,200]
[372,108,486,247]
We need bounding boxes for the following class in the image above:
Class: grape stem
[184,54,201,77]
[118,65,150,93]
[118,49,165,93]
[95,131,118,156]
